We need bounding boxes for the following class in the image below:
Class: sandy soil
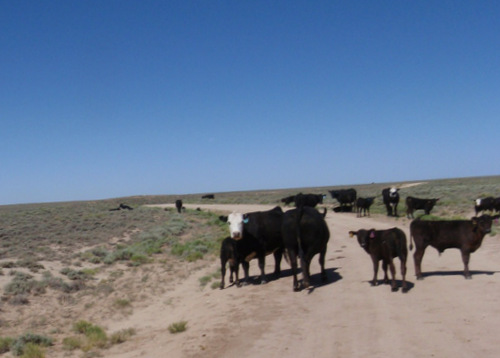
[94,203,500,358]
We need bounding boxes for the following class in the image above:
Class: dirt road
[105,204,500,358]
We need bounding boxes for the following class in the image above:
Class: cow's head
[389,187,399,197]
[224,212,249,240]
[349,229,374,250]
[472,214,500,234]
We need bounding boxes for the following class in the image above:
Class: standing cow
[382,187,400,217]
[349,228,408,292]
[281,206,330,291]
[410,214,499,279]
[356,197,375,217]
[405,196,439,218]
[175,199,183,213]
[219,206,284,285]
[329,188,357,212]
[474,197,495,216]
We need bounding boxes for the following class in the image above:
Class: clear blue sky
[1,1,499,205]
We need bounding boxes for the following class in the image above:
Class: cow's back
[411,219,471,250]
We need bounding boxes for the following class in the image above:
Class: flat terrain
[98,203,500,358]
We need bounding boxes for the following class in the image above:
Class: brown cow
[410,215,499,279]
[349,228,408,292]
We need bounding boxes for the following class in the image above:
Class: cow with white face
[219,206,284,286]
[382,187,400,217]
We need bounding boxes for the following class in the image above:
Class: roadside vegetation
[0,175,498,356]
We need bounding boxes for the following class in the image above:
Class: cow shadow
[420,270,499,278]
[362,279,416,293]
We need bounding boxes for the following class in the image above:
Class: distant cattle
[349,228,408,292]
[202,194,215,199]
[405,196,439,218]
[382,187,400,217]
[494,197,500,212]
[175,199,183,213]
[219,237,238,289]
[329,188,357,211]
[474,197,495,216]
[280,195,296,206]
[294,193,325,208]
[410,214,500,279]
[356,197,375,217]
[281,206,330,291]
[219,206,284,285]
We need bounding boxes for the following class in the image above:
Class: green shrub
[19,342,45,358]
[168,321,188,334]
[0,337,14,353]
[109,328,136,345]
[62,336,83,351]
[10,333,53,356]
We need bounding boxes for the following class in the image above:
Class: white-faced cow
[410,214,500,279]
[349,228,408,292]
[382,187,400,217]
[474,197,495,216]
[281,207,330,291]
[219,206,284,286]
[405,196,439,218]
[356,197,375,217]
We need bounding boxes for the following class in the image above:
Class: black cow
[405,196,439,218]
[220,237,238,289]
[409,214,500,279]
[494,197,500,213]
[349,228,408,292]
[294,193,325,208]
[202,194,215,199]
[219,206,284,285]
[109,203,133,211]
[382,187,400,217]
[356,197,375,217]
[175,199,183,213]
[280,195,296,206]
[329,188,357,211]
[281,207,330,291]
[474,197,495,216]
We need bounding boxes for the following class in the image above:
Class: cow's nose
[232,232,242,240]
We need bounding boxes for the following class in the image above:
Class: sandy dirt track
[103,203,500,358]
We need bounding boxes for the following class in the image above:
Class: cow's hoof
[391,286,398,292]
[370,281,377,286]
[416,276,424,281]
[465,275,472,280]
[402,287,409,293]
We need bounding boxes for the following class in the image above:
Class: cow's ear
[219,215,228,223]
[369,230,376,239]
[243,215,249,224]
[471,217,478,230]
[348,231,356,238]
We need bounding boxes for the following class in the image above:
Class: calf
[382,187,400,217]
[294,193,325,208]
[175,199,183,213]
[356,197,375,217]
[406,196,439,218]
[219,206,284,285]
[410,214,500,279]
[474,197,495,216]
[220,237,238,289]
[281,207,330,291]
[329,188,357,211]
[349,228,408,292]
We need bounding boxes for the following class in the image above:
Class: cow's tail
[296,204,305,264]
[409,231,414,251]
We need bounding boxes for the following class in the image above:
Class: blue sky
[1,1,499,205]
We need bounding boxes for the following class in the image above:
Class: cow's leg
[462,251,472,279]
[289,250,301,292]
[400,256,408,293]
[240,261,250,286]
[382,261,389,284]
[220,257,227,289]
[413,246,427,280]
[258,255,267,284]
[273,249,283,277]
[302,256,312,289]
[371,258,379,286]
[229,260,235,284]
[388,259,397,292]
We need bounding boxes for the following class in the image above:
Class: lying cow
[410,214,500,279]
[281,207,330,291]
[405,196,439,218]
[474,197,495,216]
[382,187,400,217]
[220,237,238,289]
[356,197,375,217]
[219,206,284,285]
[202,194,215,199]
[349,228,408,292]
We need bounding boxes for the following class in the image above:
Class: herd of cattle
[215,188,500,292]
